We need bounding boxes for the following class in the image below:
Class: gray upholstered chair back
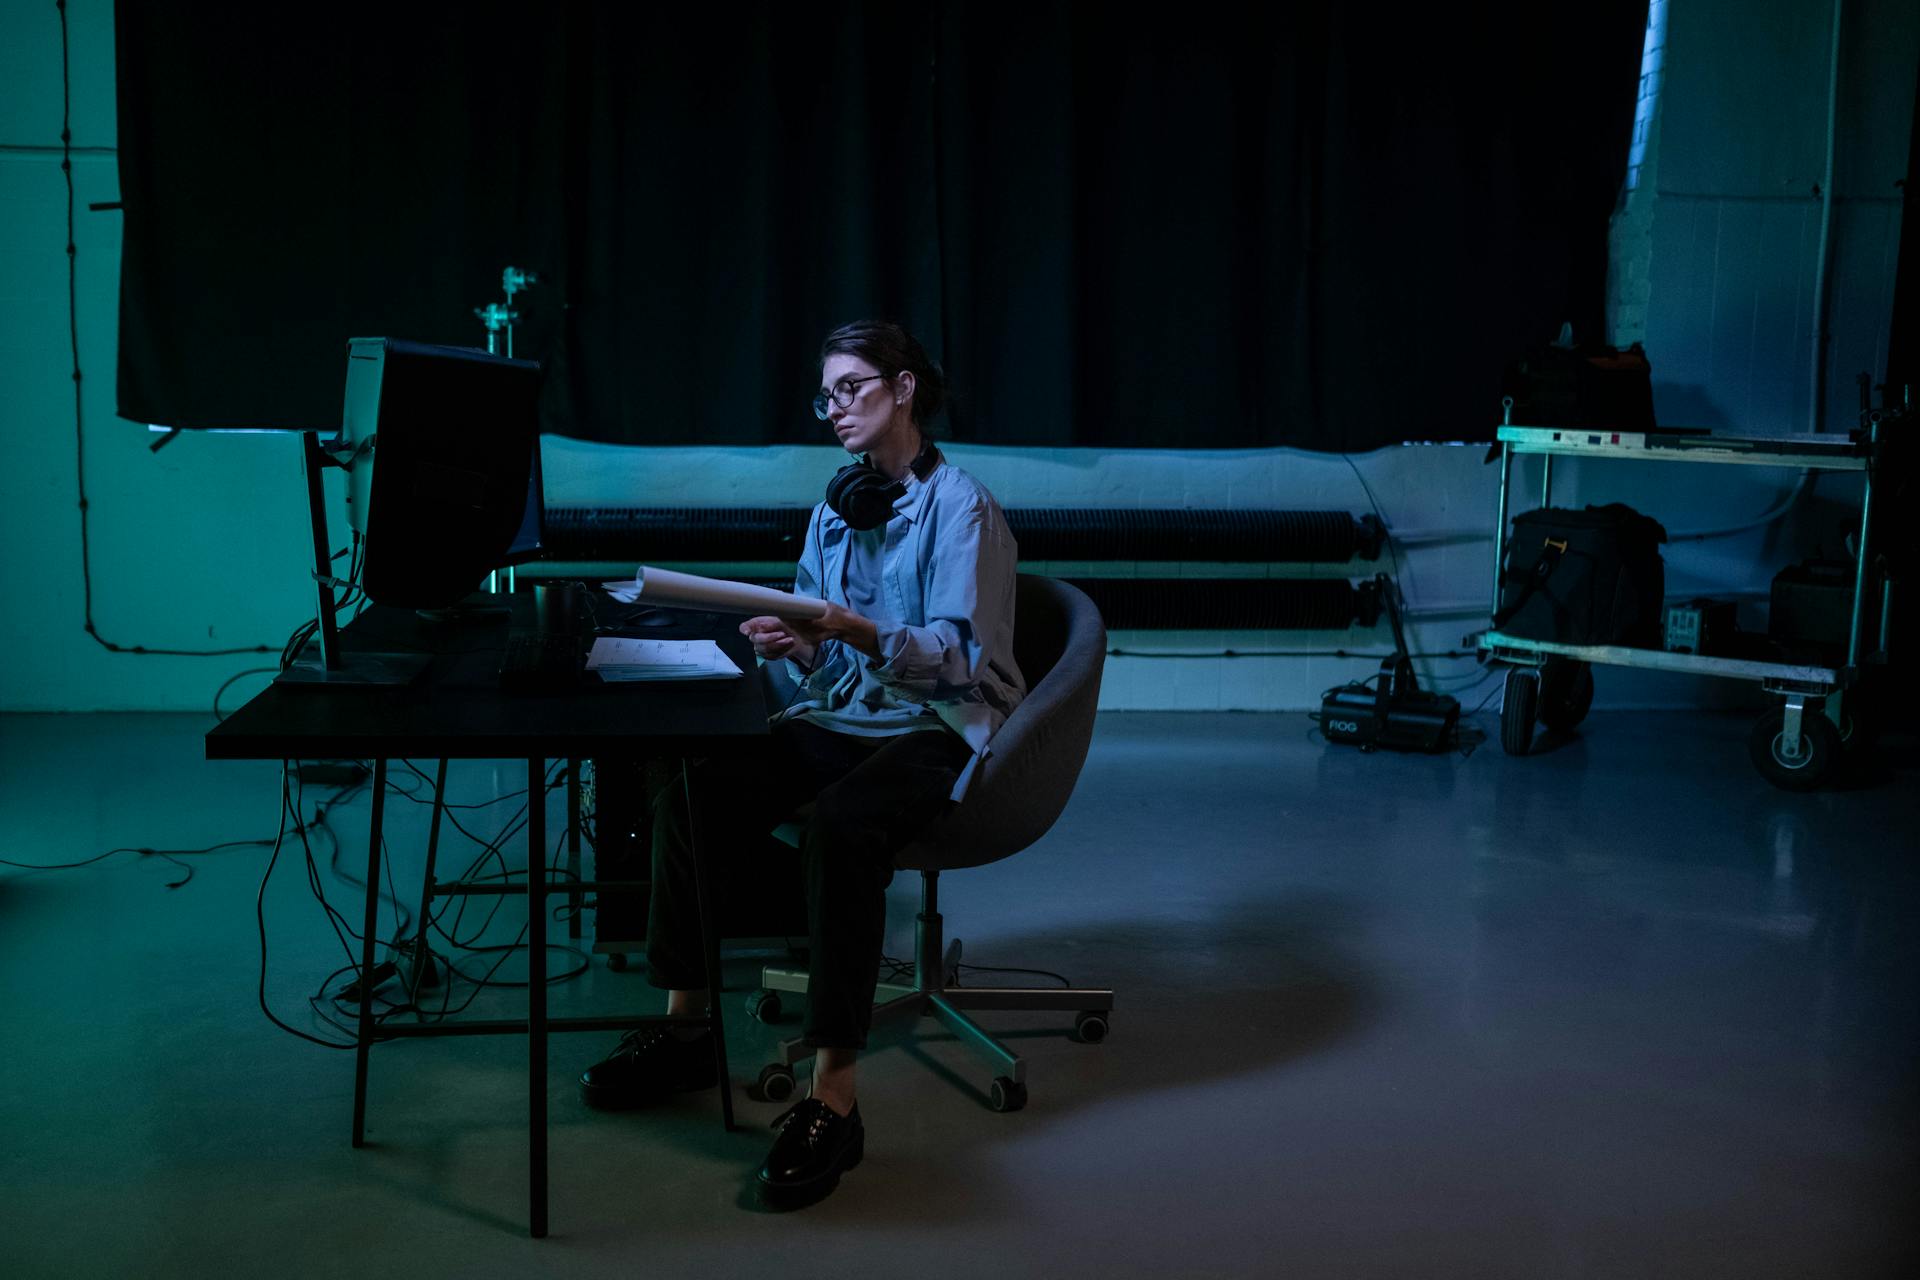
[895,574,1106,872]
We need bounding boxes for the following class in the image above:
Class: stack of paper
[585,638,744,682]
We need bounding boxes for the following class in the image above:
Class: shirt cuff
[866,620,913,674]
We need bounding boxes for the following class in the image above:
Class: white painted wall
[1,1,1907,716]
[1610,0,1917,433]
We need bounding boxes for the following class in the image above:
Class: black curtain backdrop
[115,2,566,432]
[116,2,1645,451]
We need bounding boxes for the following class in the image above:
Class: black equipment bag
[1495,504,1668,646]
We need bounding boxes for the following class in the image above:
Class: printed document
[585,637,744,682]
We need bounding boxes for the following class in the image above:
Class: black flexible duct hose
[705,576,1374,632]
[542,507,1382,564]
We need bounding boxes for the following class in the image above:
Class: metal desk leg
[528,757,549,1239]
[566,759,582,941]
[682,763,735,1132]
[352,759,388,1148]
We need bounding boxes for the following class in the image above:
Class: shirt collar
[892,456,940,524]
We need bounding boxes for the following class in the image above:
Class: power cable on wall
[56,0,274,659]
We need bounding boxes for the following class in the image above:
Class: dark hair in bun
[820,320,947,427]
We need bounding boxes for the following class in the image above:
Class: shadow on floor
[350,887,1379,1231]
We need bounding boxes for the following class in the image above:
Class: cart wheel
[1501,668,1539,755]
[607,953,628,973]
[1537,659,1594,732]
[1748,707,1841,791]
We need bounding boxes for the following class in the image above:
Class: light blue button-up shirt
[774,457,1026,800]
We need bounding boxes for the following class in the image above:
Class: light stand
[475,265,537,358]
[476,266,539,594]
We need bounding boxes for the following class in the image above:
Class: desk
[207,595,770,1236]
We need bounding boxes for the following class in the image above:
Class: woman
[579,320,1025,1209]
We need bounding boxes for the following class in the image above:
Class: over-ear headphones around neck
[824,436,942,531]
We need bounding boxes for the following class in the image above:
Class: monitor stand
[275,430,430,688]
[278,641,429,686]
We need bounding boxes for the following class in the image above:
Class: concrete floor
[1,709,1916,1278]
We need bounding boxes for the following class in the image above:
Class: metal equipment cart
[1476,403,1889,790]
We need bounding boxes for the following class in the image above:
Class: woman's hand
[785,602,880,661]
[741,603,882,667]
[740,615,816,669]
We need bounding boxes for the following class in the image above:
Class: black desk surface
[207,595,772,760]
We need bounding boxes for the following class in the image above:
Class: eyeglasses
[812,374,889,420]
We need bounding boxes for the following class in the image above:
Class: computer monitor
[339,337,543,609]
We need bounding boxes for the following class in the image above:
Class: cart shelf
[1477,630,1844,687]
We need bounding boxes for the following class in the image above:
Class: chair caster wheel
[756,1063,797,1104]
[1073,1011,1109,1044]
[989,1077,1027,1112]
[607,953,628,972]
[746,988,782,1023]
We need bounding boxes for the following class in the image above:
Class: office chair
[751,574,1113,1112]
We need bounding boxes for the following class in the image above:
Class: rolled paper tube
[632,565,830,619]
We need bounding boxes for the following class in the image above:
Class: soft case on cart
[1494,504,1668,646]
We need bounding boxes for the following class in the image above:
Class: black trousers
[644,719,972,1050]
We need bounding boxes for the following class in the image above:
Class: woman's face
[819,353,906,457]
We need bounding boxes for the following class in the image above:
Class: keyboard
[498,630,585,689]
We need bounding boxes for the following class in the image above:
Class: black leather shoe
[578,1026,717,1110]
[756,1098,864,1209]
